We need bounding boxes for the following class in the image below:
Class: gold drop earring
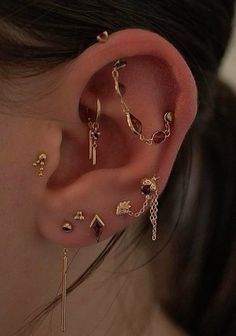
[116,177,159,241]
[88,98,101,166]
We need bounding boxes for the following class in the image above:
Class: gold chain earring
[116,177,159,241]
[88,98,101,166]
[112,60,175,145]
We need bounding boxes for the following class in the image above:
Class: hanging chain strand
[150,194,159,241]
[61,248,68,333]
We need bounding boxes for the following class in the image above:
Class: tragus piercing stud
[112,59,175,145]
[33,153,47,177]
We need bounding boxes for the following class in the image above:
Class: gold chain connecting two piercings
[116,176,159,241]
[112,60,175,145]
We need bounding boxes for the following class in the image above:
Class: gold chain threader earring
[88,98,101,166]
[112,60,175,145]
[116,177,159,241]
[61,248,68,332]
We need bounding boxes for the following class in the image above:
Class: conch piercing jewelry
[32,153,47,177]
[97,31,109,43]
[88,98,101,166]
[116,177,159,241]
[112,60,175,145]
[90,214,105,243]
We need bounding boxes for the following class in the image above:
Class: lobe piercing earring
[90,215,105,243]
[88,98,101,166]
[61,248,68,332]
[112,60,175,145]
[32,153,47,177]
[97,31,109,43]
[116,177,159,241]
[62,222,73,233]
[74,211,85,221]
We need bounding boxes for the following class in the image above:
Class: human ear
[36,28,197,247]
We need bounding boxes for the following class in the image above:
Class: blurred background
[220,20,236,89]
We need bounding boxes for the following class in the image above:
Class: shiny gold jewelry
[62,222,73,233]
[97,31,109,43]
[74,211,85,221]
[88,98,101,166]
[90,215,105,243]
[32,153,47,177]
[116,176,159,241]
[61,248,68,332]
[112,59,175,145]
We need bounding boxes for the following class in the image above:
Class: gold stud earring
[74,211,85,221]
[88,98,101,166]
[62,222,73,233]
[116,176,159,241]
[90,214,105,243]
[97,31,109,43]
[112,60,175,145]
[32,153,47,177]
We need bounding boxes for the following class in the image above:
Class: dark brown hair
[0,1,235,335]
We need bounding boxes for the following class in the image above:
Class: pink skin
[0,29,196,335]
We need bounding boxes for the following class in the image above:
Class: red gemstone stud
[90,215,105,243]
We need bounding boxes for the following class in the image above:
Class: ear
[37,28,197,247]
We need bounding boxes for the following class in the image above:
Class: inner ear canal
[47,109,131,190]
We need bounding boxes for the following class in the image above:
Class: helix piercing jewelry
[74,211,85,221]
[116,177,159,241]
[61,248,68,332]
[62,222,73,233]
[32,153,47,177]
[97,31,109,43]
[112,60,175,145]
[90,215,105,243]
[88,98,101,166]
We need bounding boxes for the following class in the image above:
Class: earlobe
[36,28,197,248]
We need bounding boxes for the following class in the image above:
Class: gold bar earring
[88,98,101,166]
[61,248,68,332]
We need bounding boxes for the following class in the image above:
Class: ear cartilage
[32,153,47,177]
[112,59,175,145]
[116,176,159,241]
[96,31,109,43]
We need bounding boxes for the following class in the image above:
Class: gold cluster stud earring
[32,153,47,177]
[116,176,159,241]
